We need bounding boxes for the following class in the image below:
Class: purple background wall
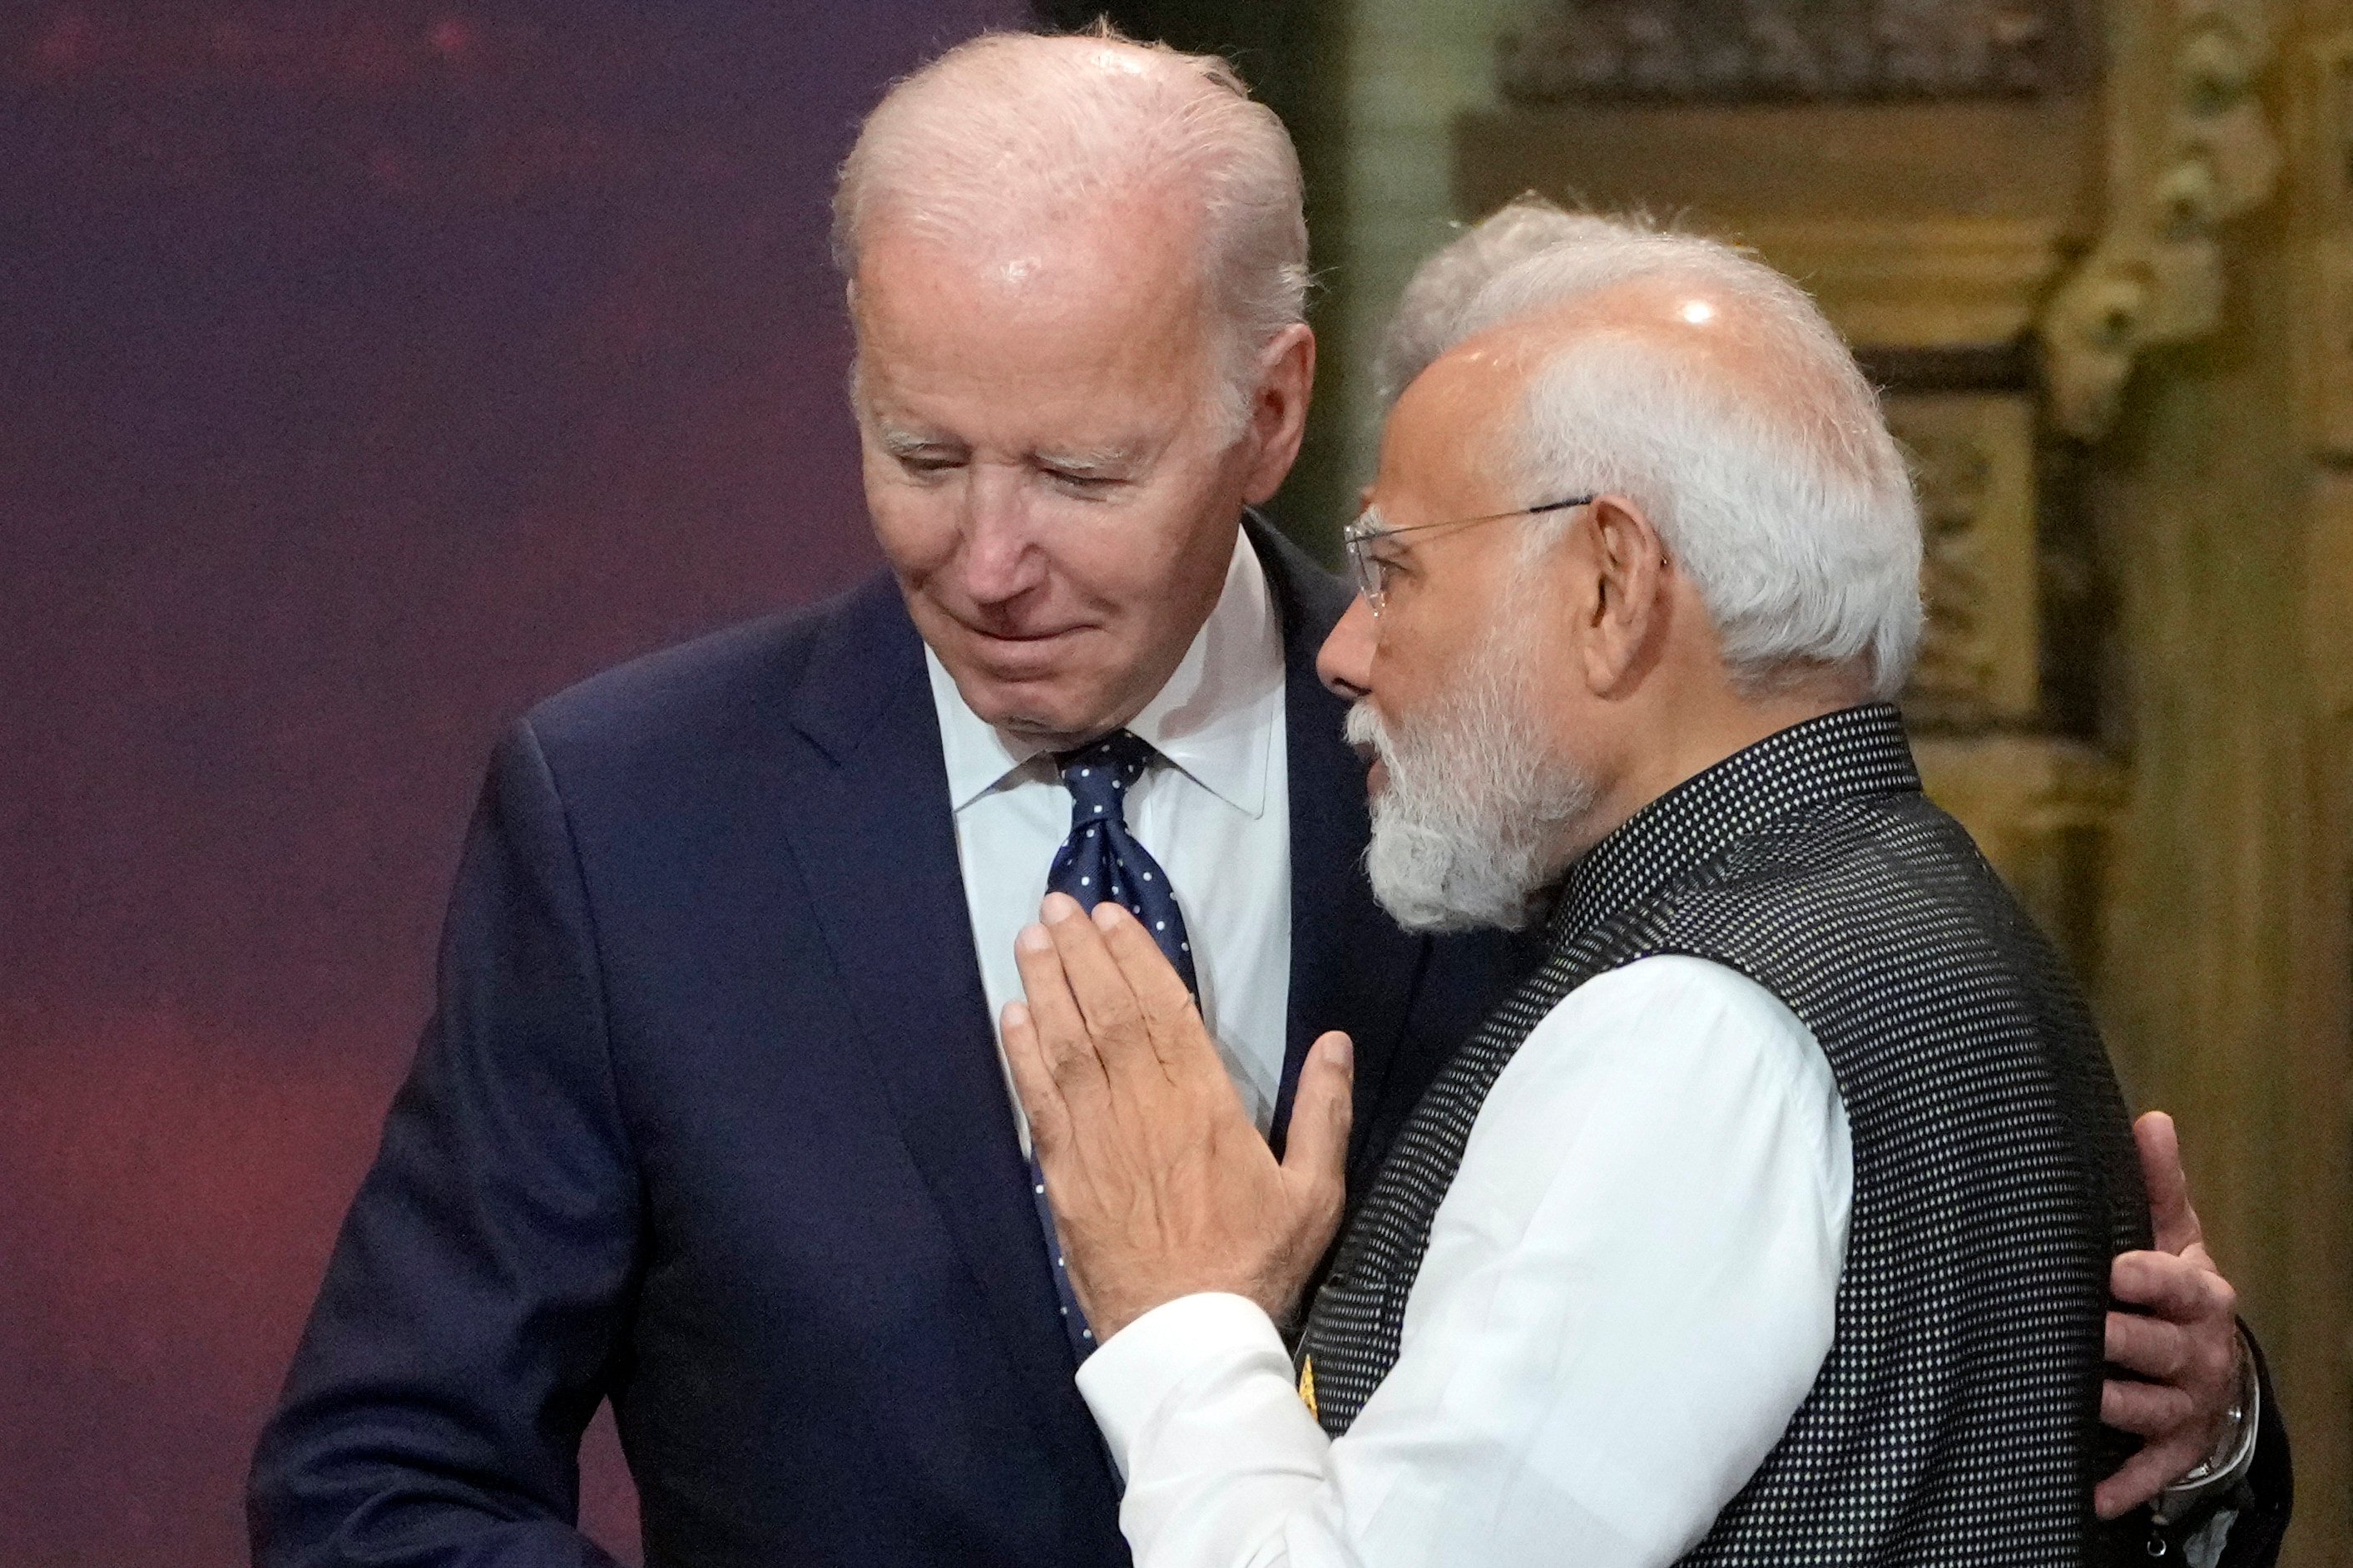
[0,3,1025,1561]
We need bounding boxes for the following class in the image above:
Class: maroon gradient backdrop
[0,3,1026,1562]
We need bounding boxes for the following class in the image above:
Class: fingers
[1091,900,1197,1020]
[1038,895,1149,1059]
[2134,1110,2203,1255]
[1088,901,1214,1076]
[1000,1000,1070,1157]
[2094,1436,2202,1519]
[2104,1308,2190,1384]
[2111,1249,2237,1326]
[2103,1373,2196,1438]
[1281,1032,1355,1226]
[1013,917,1107,1103]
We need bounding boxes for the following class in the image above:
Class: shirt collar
[1548,702,1922,943]
[925,526,1285,817]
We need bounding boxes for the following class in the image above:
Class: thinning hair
[832,27,1308,423]
[1405,212,1924,698]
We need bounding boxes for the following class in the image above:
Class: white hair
[1375,195,1622,408]
[1347,589,1597,932]
[1424,216,1923,699]
[832,27,1308,425]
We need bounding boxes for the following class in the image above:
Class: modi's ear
[1578,495,1670,695]
[1241,323,1316,505]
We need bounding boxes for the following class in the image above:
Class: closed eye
[1038,465,1134,500]
[1034,441,1145,496]
[894,452,963,478]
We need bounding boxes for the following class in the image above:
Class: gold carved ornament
[2038,0,2280,440]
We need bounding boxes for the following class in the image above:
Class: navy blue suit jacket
[249,522,1527,1568]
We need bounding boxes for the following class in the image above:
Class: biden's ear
[1241,323,1316,507]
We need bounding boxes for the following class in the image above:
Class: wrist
[1082,1268,1254,1344]
[1080,1287,1154,1344]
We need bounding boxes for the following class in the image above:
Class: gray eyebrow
[868,422,1142,474]
[1033,444,1147,477]
[873,422,960,458]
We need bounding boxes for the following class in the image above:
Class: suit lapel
[1248,519,1429,1164]
[774,576,1112,1481]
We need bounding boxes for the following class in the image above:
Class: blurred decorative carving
[1912,734,2123,972]
[1733,217,2070,348]
[2037,0,2278,438]
[1498,0,2085,105]
[1888,393,2042,730]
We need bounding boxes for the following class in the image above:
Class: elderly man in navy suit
[250,30,2274,1568]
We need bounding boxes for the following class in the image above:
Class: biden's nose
[956,472,1047,606]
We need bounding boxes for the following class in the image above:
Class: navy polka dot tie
[1028,729,1198,1362]
[1048,730,1199,991]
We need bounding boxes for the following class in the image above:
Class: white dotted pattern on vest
[1297,704,2150,1566]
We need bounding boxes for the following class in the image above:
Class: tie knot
[1058,730,1154,815]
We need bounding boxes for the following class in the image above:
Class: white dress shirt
[1075,954,1855,1568]
[927,527,1293,1146]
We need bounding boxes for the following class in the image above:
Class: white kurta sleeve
[1075,954,1854,1568]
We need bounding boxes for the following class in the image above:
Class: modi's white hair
[1376,195,1620,408]
[833,27,1308,425]
[1404,213,1923,700]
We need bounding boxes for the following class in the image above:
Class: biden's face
[850,209,1292,751]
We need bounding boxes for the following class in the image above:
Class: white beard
[1346,619,1596,932]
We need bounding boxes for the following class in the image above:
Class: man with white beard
[1374,200,2282,1543]
[996,219,2276,1567]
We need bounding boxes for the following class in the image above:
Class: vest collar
[1548,702,1921,944]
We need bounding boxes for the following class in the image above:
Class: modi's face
[1345,601,1595,932]
[1322,348,1596,931]
[851,206,1266,749]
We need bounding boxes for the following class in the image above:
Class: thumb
[1282,1032,1355,1209]
[2134,1110,2202,1255]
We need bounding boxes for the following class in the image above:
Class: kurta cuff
[1077,1291,1291,1481]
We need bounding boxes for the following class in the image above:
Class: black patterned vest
[1296,704,2149,1564]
